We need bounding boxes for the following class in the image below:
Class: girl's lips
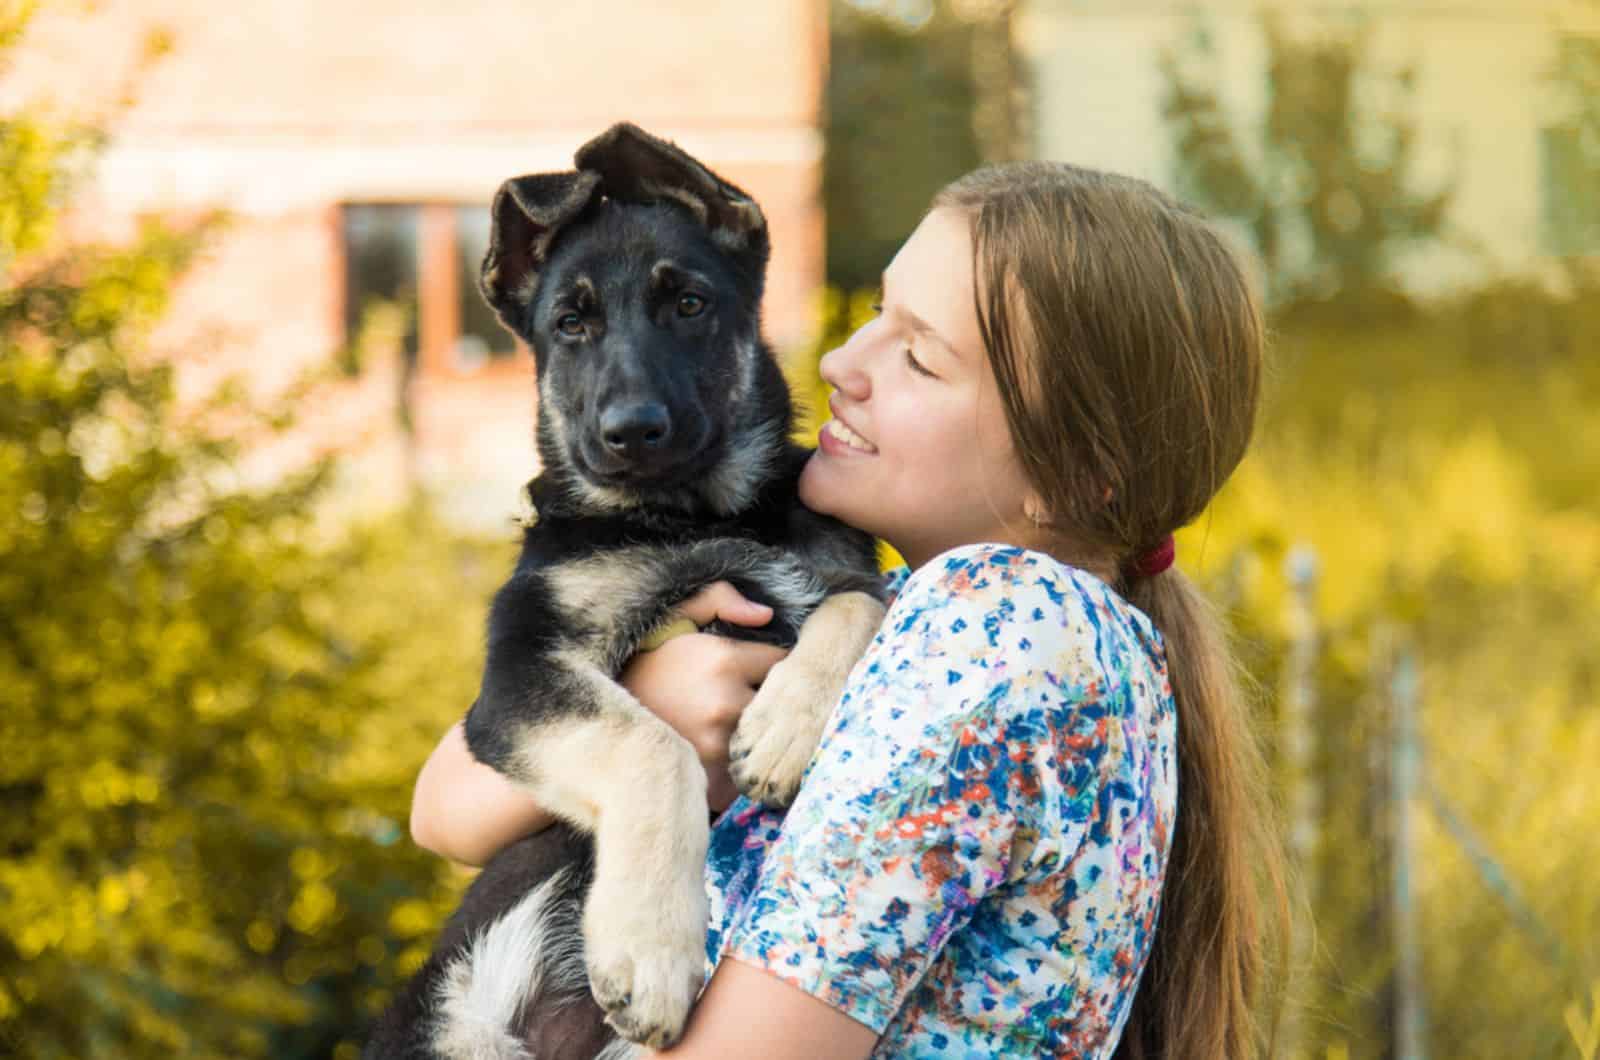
[818,418,878,457]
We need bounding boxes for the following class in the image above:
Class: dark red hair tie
[1126,535,1176,580]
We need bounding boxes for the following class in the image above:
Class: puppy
[365,124,884,1060]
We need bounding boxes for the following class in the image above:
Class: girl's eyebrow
[880,270,964,362]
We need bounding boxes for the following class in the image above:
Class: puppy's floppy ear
[575,123,769,268]
[479,170,603,329]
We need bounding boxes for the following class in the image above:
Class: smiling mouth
[821,418,878,454]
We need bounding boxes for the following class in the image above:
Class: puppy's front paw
[728,655,833,809]
[584,875,706,1049]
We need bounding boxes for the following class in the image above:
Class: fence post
[1281,545,1320,1060]
[1390,636,1428,1060]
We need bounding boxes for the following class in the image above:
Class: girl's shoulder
[869,543,1169,739]
[886,541,1164,659]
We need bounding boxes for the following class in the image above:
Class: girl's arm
[409,721,553,866]
[646,959,876,1060]
[409,583,787,867]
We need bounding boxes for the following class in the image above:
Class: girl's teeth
[828,419,877,453]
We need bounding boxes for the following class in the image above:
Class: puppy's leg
[728,591,886,807]
[468,658,709,1051]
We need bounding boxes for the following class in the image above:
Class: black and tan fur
[363,124,884,1059]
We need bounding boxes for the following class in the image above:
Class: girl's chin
[799,452,864,521]
[796,453,833,513]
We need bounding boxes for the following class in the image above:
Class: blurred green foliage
[1190,298,1600,1059]
[0,10,508,1055]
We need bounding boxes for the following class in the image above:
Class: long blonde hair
[935,163,1291,1058]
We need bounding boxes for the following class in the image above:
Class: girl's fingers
[679,580,774,629]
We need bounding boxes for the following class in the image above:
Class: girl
[412,161,1288,1058]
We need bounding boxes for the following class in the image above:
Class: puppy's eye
[556,312,585,337]
[676,294,707,318]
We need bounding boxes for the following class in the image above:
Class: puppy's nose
[600,402,672,457]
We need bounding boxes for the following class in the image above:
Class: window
[1539,125,1600,257]
[340,203,521,375]
[454,205,507,369]
[1540,34,1600,258]
[342,204,420,360]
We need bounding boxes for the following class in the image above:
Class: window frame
[336,201,527,381]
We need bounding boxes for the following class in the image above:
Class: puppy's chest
[525,506,791,568]
[523,508,811,629]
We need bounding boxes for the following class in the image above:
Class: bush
[0,13,511,1053]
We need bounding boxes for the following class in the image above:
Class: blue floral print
[703,543,1177,1058]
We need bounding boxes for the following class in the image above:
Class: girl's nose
[820,335,870,402]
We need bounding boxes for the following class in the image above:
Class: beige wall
[3,1,827,525]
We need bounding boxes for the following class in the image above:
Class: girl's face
[799,208,1040,570]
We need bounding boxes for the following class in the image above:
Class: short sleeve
[718,543,1109,1033]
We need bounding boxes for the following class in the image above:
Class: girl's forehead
[889,208,971,279]
[885,210,982,361]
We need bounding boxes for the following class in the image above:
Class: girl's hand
[621,582,789,812]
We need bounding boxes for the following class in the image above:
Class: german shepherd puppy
[364,125,885,1059]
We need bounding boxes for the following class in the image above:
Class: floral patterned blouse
[703,543,1177,1058]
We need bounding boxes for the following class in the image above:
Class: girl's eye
[905,347,936,378]
[677,293,707,318]
[556,312,585,337]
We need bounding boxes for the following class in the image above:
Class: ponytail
[1116,568,1291,1059]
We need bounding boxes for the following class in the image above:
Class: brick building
[4,1,828,526]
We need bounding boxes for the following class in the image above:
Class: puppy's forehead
[547,258,700,297]
[549,204,728,277]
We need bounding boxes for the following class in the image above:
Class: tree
[0,7,492,1055]
[1159,15,1454,309]
[823,0,985,291]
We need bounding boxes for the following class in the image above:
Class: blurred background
[2,0,1596,1056]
